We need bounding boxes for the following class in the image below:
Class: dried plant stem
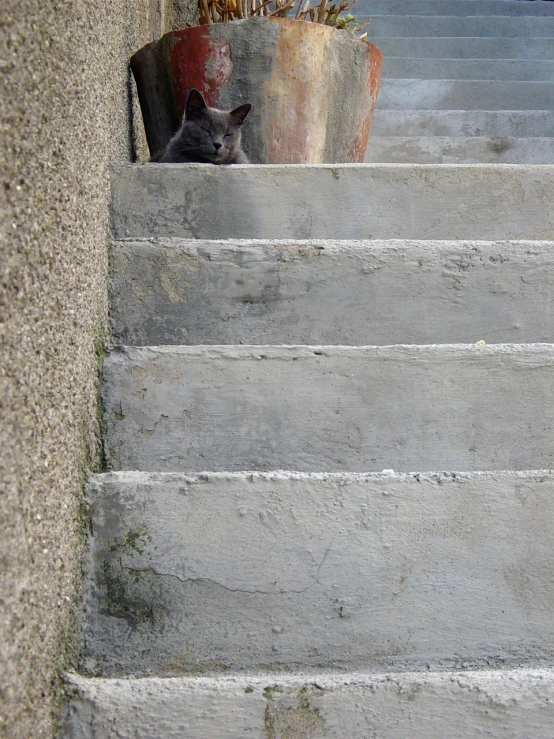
[198,0,369,35]
[252,0,274,16]
[317,0,327,23]
[269,0,295,16]
[200,0,213,23]
[295,0,310,19]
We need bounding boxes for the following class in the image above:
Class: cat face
[180,89,251,164]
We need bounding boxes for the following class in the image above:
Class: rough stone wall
[0,1,195,736]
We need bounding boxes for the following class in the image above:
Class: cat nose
[213,142,222,151]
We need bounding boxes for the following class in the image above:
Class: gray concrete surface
[81,470,554,676]
[62,0,554,731]
[0,1,203,735]
[372,37,554,58]
[103,344,554,473]
[111,239,554,346]
[357,0,554,15]
[365,137,554,163]
[377,79,554,111]
[63,669,554,739]
[363,15,554,37]
[111,164,554,240]
[383,57,554,82]
[371,110,554,137]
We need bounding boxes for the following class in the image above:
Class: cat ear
[185,89,208,118]
[229,103,252,126]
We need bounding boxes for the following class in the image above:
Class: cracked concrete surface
[120,562,317,596]
[81,471,554,677]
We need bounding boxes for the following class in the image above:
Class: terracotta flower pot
[131,17,382,163]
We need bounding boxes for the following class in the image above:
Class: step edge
[105,342,554,355]
[88,469,554,485]
[113,236,554,245]
[112,162,554,171]
[65,665,554,690]
[367,136,554,140]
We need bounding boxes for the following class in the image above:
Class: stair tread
[359,15,554,37]
[365,136,554,163]
[370,37,554,59]
[382,57,554,82]
[377,79,554,110]
[355,0,554,16]
[371,109,554,137]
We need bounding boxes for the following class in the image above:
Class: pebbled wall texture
[0,1,195,736]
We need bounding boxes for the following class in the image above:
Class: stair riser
[362,16,554,37]
[112,240,554,347]
[373,37,554,59]
[83,471,554,675]
[378,80,554,111]
[64,669,554,739]
[103,345,554,473]
[371,110,554,137]
[365,137,554,163]
[358,0,554,15]
[111,165,554,241]
[383,58,554,82]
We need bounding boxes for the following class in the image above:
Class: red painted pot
[131,17,382,163]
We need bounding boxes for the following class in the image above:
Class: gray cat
[151,89,252,164]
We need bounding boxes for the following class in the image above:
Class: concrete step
[81,470,554,675]
[361,15,554,37]
[377,79,554,110]
[371,109,554,137]
[383,57,554,82]
[373,36,554,58]
[111,239,554,347]
[364,136,554,163]
[111,164,554,240]
[356,0,554,16]
[103,344,554,473]
[64,668,554,739]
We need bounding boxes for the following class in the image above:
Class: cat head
[179,89,252,163]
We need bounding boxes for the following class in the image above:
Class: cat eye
[200,127,211,134]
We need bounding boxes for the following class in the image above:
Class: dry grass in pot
[198,0,371,38]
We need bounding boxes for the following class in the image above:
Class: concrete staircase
[63,2,554,737]
[360,0,554,163]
